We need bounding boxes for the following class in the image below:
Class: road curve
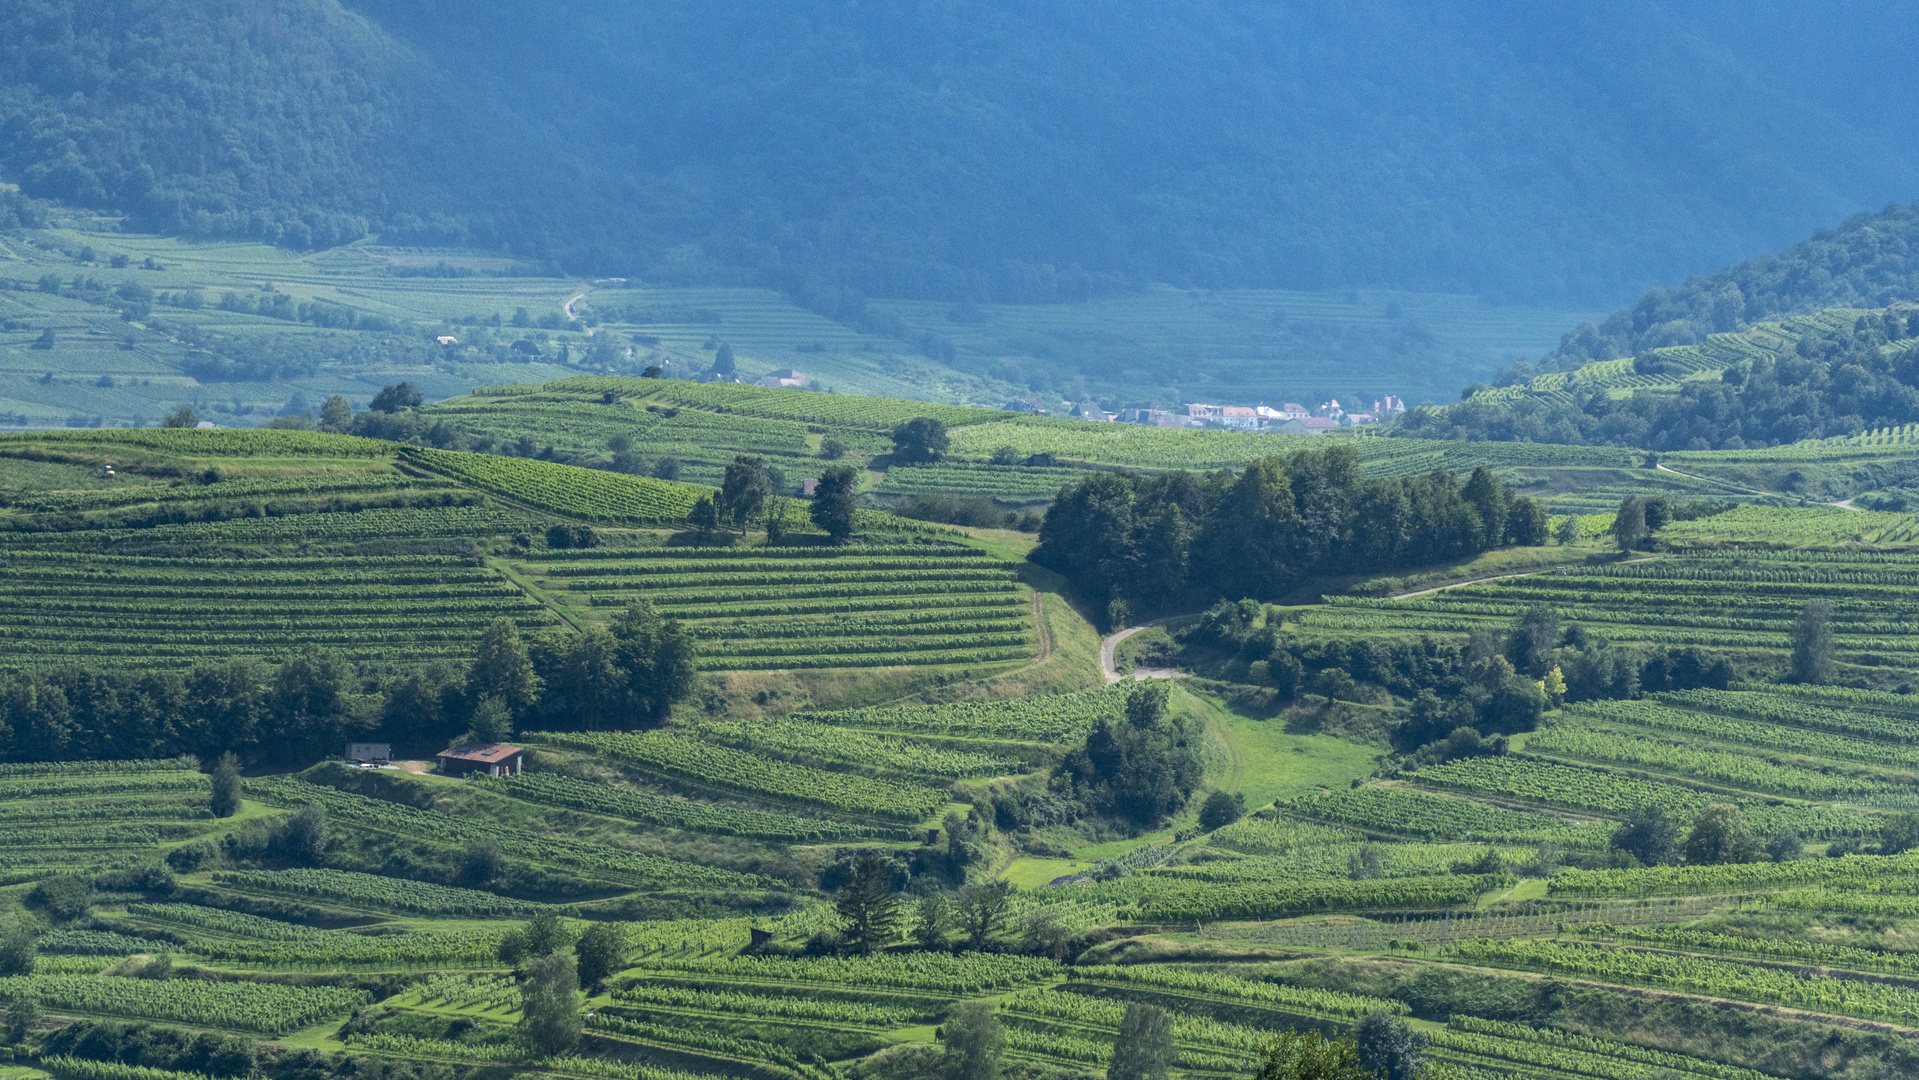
[564,288,593,333]
[1100,615,1194,683]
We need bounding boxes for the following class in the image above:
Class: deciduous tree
[1107,1002,1174,1080]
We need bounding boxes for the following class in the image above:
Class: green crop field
[0,369,1917,1080]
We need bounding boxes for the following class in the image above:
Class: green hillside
[0,379,1916,1080]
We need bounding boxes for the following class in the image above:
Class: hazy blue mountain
[3,0,1918,310]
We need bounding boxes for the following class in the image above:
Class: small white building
[756,369,809,388]
[345,742,392,766]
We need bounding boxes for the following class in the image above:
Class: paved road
[1099,615,1194,683]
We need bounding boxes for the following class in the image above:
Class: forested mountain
[3,0,1919,307]
[1398,200,1919,449]
[1538,203,1919,371]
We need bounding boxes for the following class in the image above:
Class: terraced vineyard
[5,377,1919,1080]
[511,543,1036,671]
[0,549,557,665]
[1306,539,1919,672]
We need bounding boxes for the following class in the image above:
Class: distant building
[1183,403,1220,419]
[194,420,217,429]
[1217,406,1261,431]
[345,742,392,766]
[1117,408,1183,427]
[1279,402,1311,420]
[801,478,819,495]
[1003,396,1048,415]
[696,372,740,384]
[1074,402,1114,421]
[437,743,524,778]
[756,369,809,388]
[436,336,459,346]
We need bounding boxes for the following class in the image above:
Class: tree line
[1034,445,1548,626]
[1405,308,1919,450]
[0,606,693,765]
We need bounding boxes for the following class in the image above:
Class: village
[1011,394,1408,432]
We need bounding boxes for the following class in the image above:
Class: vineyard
[1306,535,1919,673]
[3,379,1919,1080]
[510,543,1036,672]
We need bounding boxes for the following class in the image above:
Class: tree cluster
[1055,682,1200,831]
[0,607,694,766]
[1035,447,1546,625]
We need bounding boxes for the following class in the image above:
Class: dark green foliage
[1057,681,1198,830]
[939,1001,1003,1080]
[501,910,575,966]
[891,418,950,465]
[1403,302,1919,449]
[689,494,720,532]
[720,455,771,531]
[1878,812,1919,857]
[956,881,1013,951]
[1036,446,1536,614]
[913,893,953,951]
[1107,1002,1173,1080]
[1683,804,1759,865]
[519,950,581,1054]
[527,601,695,729]
[466,696,512,743]
[1611,496,1647,551]
[574,922,626,987]
[1353,1014,1427,1080]
[162,406,197,428]
[1765,831,1803,862]
[209,752,241,818]
[1505,606,1559,678]
[459,840,505,887]
[811,465,859,542]
[30,875,91,921]
[1789,600,1835,685]
[0,927,34,976]
[1613,805,1681,867]
[368,382,423,413]
[279,804,327,864]
[11,1,1918,318]
[40,1020,254,1077]
[1197,790,1244,831]
[545,524,601,549]
[469,619,541,716]
[4,997,37,1045]
[836,851,902,955]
